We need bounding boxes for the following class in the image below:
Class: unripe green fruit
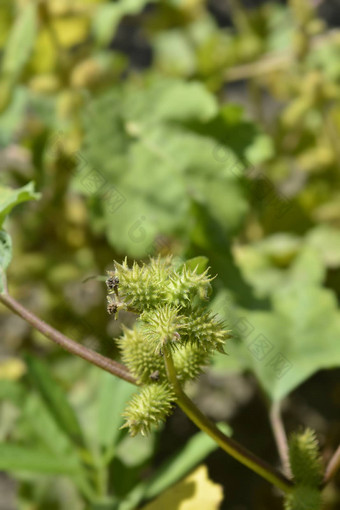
[173,343,211,383]
[113,257,169,312]
[181,308,229,353]
[110,256,230,436]
[140,304,185,354]
[112,257,214,312]
[117,325,166,384]
[167,266,213,306]
[122,383,176,436]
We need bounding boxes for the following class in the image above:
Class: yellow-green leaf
[141,465,223,510]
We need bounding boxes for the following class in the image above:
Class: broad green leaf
[0,443,81,475]
[62,366,135,459]
[0,230,12,292]
[234,234,325,298]
[306,225,340,268]
[141,465,223,510]
[144,425,230,500]
[18,476,88,510]
[25,356,85,447]
[75,79,269,257]
[0,0,13,49]
[0,182,40,229]
[116,432,155,467]
[306,31,340,81]
[119,425,230,510]
[97,371,136,453]
[23,393,74,457]
[0,401,20,442]
[214,284,340,401]
[0,3,37,83]
[145,424,231,498]
[154,30,196,77]
[0,87,28,147]
[0,380,24,404]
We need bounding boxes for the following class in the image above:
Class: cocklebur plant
[0,181,337,506]
[107,256,229,437]
[107,257,328,507]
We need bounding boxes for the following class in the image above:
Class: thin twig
[0,292,136,385]
[163,345,294,493]
[225,31,337,82]
[269,402,291,478]
[323,445,340,487]
[226,52,291,82]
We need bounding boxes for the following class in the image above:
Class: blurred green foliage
[1,0,340,508]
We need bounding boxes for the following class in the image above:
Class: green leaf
[177,256,209,274]
[306,225,340,268]
[214,284,340,402]
[97,371,136,453]
[119,425,231,510]
[0,182,40,229]
[144,425,231,500]
[0,182,39,292]
[25,356,85,447]
[116,432,155,467]
[0,379,24,404]
[0,3,37,92]
[140,465,223,510]
[0,87,28,147]
[23,393,74,457]
[154,30,196,77]
[234,234,325,299]
[0,230,11,292]
[0,443,81,475]
[76,79,269,257]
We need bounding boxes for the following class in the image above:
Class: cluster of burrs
[106,257,230,436]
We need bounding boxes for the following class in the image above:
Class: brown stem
[0,292,136,385]
[269,402,291,478]
[323,445,340,487]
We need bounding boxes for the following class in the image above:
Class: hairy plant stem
[323,445,340,487]
[269,402,291,478]
[163,345,294,494]
[0,292,136,385]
